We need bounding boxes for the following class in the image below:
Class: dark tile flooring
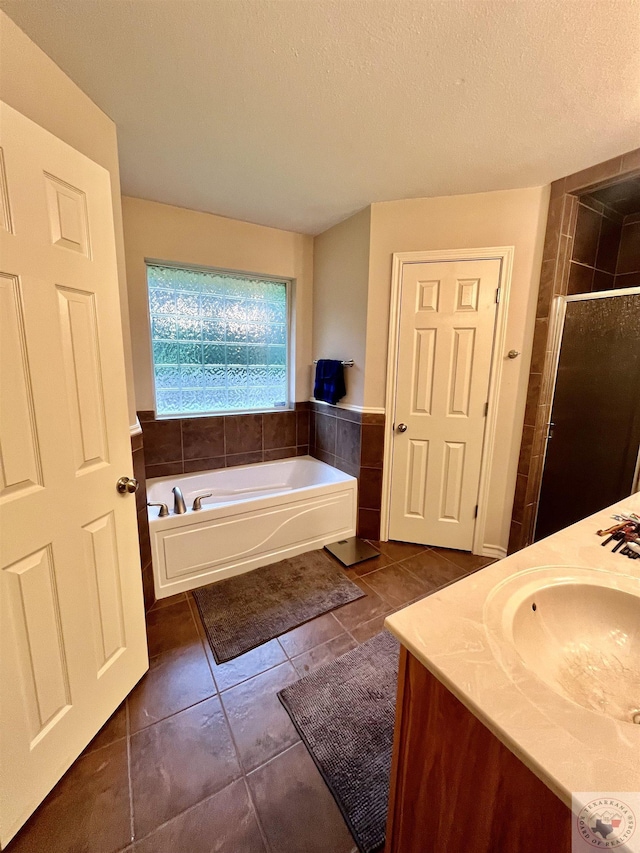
[9,541,495,853]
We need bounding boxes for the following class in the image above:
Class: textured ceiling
[3,0,639,234]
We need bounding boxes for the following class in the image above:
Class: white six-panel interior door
[388,258,501,550]
[0,102,148,846]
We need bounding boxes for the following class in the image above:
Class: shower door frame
[534,284,640,538]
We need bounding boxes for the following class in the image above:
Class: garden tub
[146,456,357,598]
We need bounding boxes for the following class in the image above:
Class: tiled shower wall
[509,148,640,554]
[616,211,640,288]
[138,404,311,478]
[309,402,385,539]
[566,197,625,294]
[567,199,640,295]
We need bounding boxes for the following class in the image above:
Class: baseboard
[481,543,507,560]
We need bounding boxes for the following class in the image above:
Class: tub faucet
[192,493,213,511]
[172,486,187,514]
[148,501,169,518]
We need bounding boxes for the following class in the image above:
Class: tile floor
[9,541,495,853]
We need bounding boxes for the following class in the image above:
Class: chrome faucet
[172,486,187,514]
[148,501,169,518]
[192,493,213,511]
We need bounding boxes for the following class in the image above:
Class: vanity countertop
[384,494,640,808]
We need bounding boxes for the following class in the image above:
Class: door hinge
[495,287,501,304]
[474,504,479,518]
[483,401,488,417]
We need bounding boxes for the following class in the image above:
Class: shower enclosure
[535,289,640,540]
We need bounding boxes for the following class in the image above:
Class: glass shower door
[535,292,640,541]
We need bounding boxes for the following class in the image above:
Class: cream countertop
[384,493,640,810]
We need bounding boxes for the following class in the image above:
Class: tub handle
[192,493,213,511]
[148,502,169,518]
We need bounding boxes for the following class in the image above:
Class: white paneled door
[389,259,500,549]
[0,103,148,846]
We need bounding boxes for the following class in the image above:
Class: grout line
[187,592,288,694]
[275,636,289,660]
[245,740,301,777]
[340,623,359,645]
[129,778,264,850]
[130,693,217,737]
[569,259,616,276]
[125,700,135,844]
[404,563,491,605]
[287,632,356,673]
[184,595,283,853]
[216,657,290,695]
[148,591,188,613]
[240,775,274,853]
[215,678,250,776]
[185,594,220,692]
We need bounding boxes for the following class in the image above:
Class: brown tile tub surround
[138,403,311,479]
[510,147,640,554]
[131,432,155,612]
[309,402,386,539]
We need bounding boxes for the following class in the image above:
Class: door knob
[396,423,408,433]
[116,476,139,494]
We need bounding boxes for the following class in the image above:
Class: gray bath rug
[192,549,365,663]
[278,630,399,853]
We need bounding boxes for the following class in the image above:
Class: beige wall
[312,207,371,408]
[0,12,137,430]
[367,187,550,551]
[122,196,314,410]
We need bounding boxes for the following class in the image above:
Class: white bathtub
[146,456,357,598]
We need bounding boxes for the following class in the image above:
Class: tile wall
[131,432,155,612]
[566,196,624,294]
[135,401,385,569]
[138,404,311,479]
[509,147,640,554]
[566,199,640,295]
[309,402,385,539]
[615,211,640,289]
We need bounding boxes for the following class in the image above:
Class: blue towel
[313,359,347,405]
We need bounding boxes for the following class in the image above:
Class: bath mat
[278,631,399,853]
[192,549,365,663]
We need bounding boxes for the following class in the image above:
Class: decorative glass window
[147,262,290,416]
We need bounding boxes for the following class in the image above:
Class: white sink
[484,566,640,724]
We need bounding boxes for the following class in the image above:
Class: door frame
[380,247,515,555]
[534,284,640,537]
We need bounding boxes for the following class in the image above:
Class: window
[147,262,290,416]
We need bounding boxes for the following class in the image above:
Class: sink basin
[484,567,640,723]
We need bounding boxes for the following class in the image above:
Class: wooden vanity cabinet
[385,647,572,853]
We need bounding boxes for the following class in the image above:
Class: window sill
[153,406,295,421]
